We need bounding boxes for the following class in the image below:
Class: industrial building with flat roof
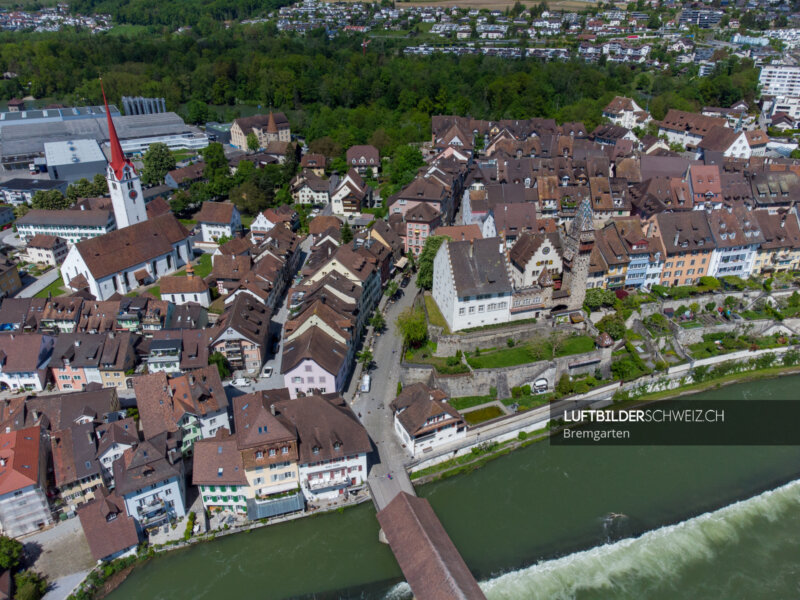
[44,139,108,183]
[0,110,208,169]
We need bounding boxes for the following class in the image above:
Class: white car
[261,366,273,378]
[231,378,249,387]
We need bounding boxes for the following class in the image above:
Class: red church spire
[100,79,134,180]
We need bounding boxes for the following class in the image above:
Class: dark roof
[77,486,140,561]
[281,326,348,376]
[52,422,101,488]
[213,293,270,347]
[389,383,462,437]
[0,333,52,373]
[17,209,111,228]
[406,202,441,223]
[74,214,190,280]
[0,178,67,192]
[446,238,512,297]
[273,394,370,464]
[656,211,714,254]
[112,432,182,496]
[376,492,487,600]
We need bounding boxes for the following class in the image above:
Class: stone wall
[401,348,612,399]
[432,322,584,357]
[673,319,777,345]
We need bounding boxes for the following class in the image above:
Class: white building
[759,65,800,97]
[195,201,241,244]
[113,434,187,531]
[0,333,54,392]
[61,213,192,300]
[432,237,513,332]
[159,269,211,308]
[16,209,115,245]
[0,427,52,538]
[707,207,764,279]
[390,383,466,458]
[95,418,139,487]
[602,96,651,130]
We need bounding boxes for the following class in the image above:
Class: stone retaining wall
[431,322,583,357]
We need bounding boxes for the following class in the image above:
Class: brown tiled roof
[660,109,727,136]
[284,299,353,343]
[389,383,463,437]
[24,387,118,432]
[232,390,295,450]
[211,255,252,282]
[656,211,714,254]
[697,125,742,152]
[52,421,101,488]
[167,162,206,185]
[216,236,253,257]
[376,492,487,600]
[406,202,441,223]
[159,274,208,294]
[73,214,190,280]
[300,153,327,168]
[213,293,270,346]
[234,113,289,135]
[95,417,138,459]
[27,234,63,249]
[508,232,562,269]
[492,203,538,234]
[755,209,800,250]
[280,326,347,376]
[77,486,140,561]
[195,201,236,225]
[434,225,482,243]
[272,394,370,464]
[603,96,636,115]
[0,333,52,373]
[0,426,42,495]
[145,196,171,219]
[112,432,182,497]
[346,145,379,165]
[192,429,247,486]
[309,215,342,235]
[134,366,227,440]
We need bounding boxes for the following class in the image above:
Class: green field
[34,271,65,299]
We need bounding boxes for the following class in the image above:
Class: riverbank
[409,362,800,483]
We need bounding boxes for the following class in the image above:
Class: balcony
[307,476,350,493]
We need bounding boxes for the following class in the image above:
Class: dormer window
[333,442,342,451]
[312,446,320,455]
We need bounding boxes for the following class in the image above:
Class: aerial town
[0,0,798,598]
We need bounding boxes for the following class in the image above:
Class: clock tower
[102,81,147,229]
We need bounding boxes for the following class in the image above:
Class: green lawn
[404,341,469,375]
[147,286,161,299]
[241,214,255,229]
[467,335,594,369]
[179,219,197,227]
[174,254,212,278]
[424,295,450,333]
[34,271,65,299]
[449,395,496,411]
[502,394,553,411]
[463,405,505,426]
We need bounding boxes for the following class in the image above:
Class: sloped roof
[77,486,140,561]
[447,238,512,297]
[74,214,190,280]
[0,426,42,495]
[195,201,236,225]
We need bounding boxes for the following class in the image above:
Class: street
[15,268,60,298]
[350,277,419,494]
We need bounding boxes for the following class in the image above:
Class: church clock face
[128,189,138,199]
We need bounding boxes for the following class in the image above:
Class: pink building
[404,203,442,256]
[281,328,349,399]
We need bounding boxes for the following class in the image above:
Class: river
[108,375,800,600]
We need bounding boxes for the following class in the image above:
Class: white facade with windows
[759,65,800,97]
[708,242,758,278]
[299,451,367,501]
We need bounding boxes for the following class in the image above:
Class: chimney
[270,404,276,416]
[673,232,679,247]
[469,239,473,258]
[0,458,5,467]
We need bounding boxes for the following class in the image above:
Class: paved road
[15,268,60,298]
[43,571,91,600]
[350,278,419,507]
[0,228,25,249]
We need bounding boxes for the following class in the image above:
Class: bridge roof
[376,492,487,600]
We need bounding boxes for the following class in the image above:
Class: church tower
[102,81,147,229]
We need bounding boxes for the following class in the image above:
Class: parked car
[261,366,273,378]
[400,276,410,289]
[360,374,371,393]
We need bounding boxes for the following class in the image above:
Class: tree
[185,99,211,125]
[396,306,427,348]
[201,142,229,184]
[416,235,446,290]
[229,181,268,215]
[341,221,353,243]
[31,190,70,210]
[141,142,176,185]
[308,136,342,158]
[209,352,231,380]
[0,536,23,571]
[357,349,373,370]
[384,281,399,298]
[14,570,47,600]
[583,288,616,312]
[246,132,260,152]
[370,311,385,331]
[596,314,626,340]
[92,173,109,196]
[169,190,191,215]
[66,178,97,202]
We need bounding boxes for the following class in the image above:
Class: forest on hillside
[0,25,760,151]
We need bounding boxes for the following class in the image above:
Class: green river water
[108,375,800,600]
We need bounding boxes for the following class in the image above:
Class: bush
[518,431,528,441]
[396,381,403,394]
[705,302,716,313]
[183,511,196,541]
[596,314,626,340]
[446,355,460,367]
[507,338,515,347]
